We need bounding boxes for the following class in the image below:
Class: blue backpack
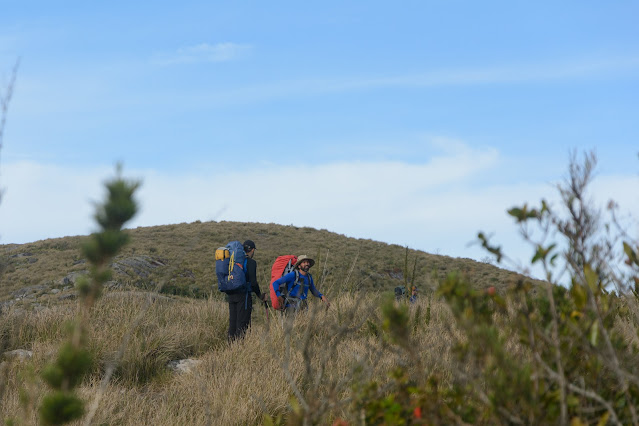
[215,240,248,293]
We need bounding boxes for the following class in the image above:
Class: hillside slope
[0,220,531,308]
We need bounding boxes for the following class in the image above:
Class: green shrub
[351,151,639,425]
[39,391,84,425]
[38,167,139,424]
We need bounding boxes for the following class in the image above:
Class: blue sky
[1,1,638,275]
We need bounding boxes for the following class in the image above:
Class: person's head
[295,255,315,273]
[243,240,256,258]
[411,285,417,295]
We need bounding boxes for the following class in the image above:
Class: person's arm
[272,272,294,297]
[308,275,322,299]
[247,259,262,298]
[309,276,330,307]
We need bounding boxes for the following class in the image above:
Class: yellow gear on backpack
[215,247,230,261]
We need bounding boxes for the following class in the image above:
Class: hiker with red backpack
[271,255,330,314]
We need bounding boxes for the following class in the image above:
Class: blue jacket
[272,271,322,300]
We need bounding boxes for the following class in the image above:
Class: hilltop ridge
[0,220,531,309]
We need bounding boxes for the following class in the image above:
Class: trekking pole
[263,300,270,328]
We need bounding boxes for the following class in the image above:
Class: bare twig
[0,58,19,207]
[343,249,359,292]
[320,249,330,287]
[0,58,19,153]
[544,279,568,425]
[535,352,622,425]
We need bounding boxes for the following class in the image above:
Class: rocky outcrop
[3,255,172,311]
[9,252,38,264]
[387,269,404,280]
[58,293,78,301]
[112,256,167,278]
[60,271,89,286]
[12,284,48,299]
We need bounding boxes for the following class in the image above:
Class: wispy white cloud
[0,134,612,268]
[137,54,639,108]
[6,53,638,124]
[358,56,639,88]
[0,143,499,244]
[153,42,252,66]
[1,143,636,281]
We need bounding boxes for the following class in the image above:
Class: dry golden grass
[0,289,460,425]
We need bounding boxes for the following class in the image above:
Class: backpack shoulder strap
[304,273,311,291]
[244,258,250,291]
[287,270,300,295]
[290,270,300,290]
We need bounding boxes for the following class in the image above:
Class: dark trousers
[228,292,252,341]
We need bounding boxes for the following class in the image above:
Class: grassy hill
[1,220,545,423]
[0,220,531,307]
[3,153,635,424]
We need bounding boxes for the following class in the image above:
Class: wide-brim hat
[295,255,315,268]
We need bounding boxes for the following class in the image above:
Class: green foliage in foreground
[39,392,85,426]
[278,151,639,425]
[40,342,92,390]
[37,167,139,425]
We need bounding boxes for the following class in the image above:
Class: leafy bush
[352,151,639,425]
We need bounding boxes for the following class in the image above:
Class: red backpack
[270,255,297,310]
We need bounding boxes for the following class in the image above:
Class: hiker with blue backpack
[271,255,330,314]
[216,239,267,341]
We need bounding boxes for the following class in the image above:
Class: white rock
[4,349,33,361]
[167,358,202,374]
